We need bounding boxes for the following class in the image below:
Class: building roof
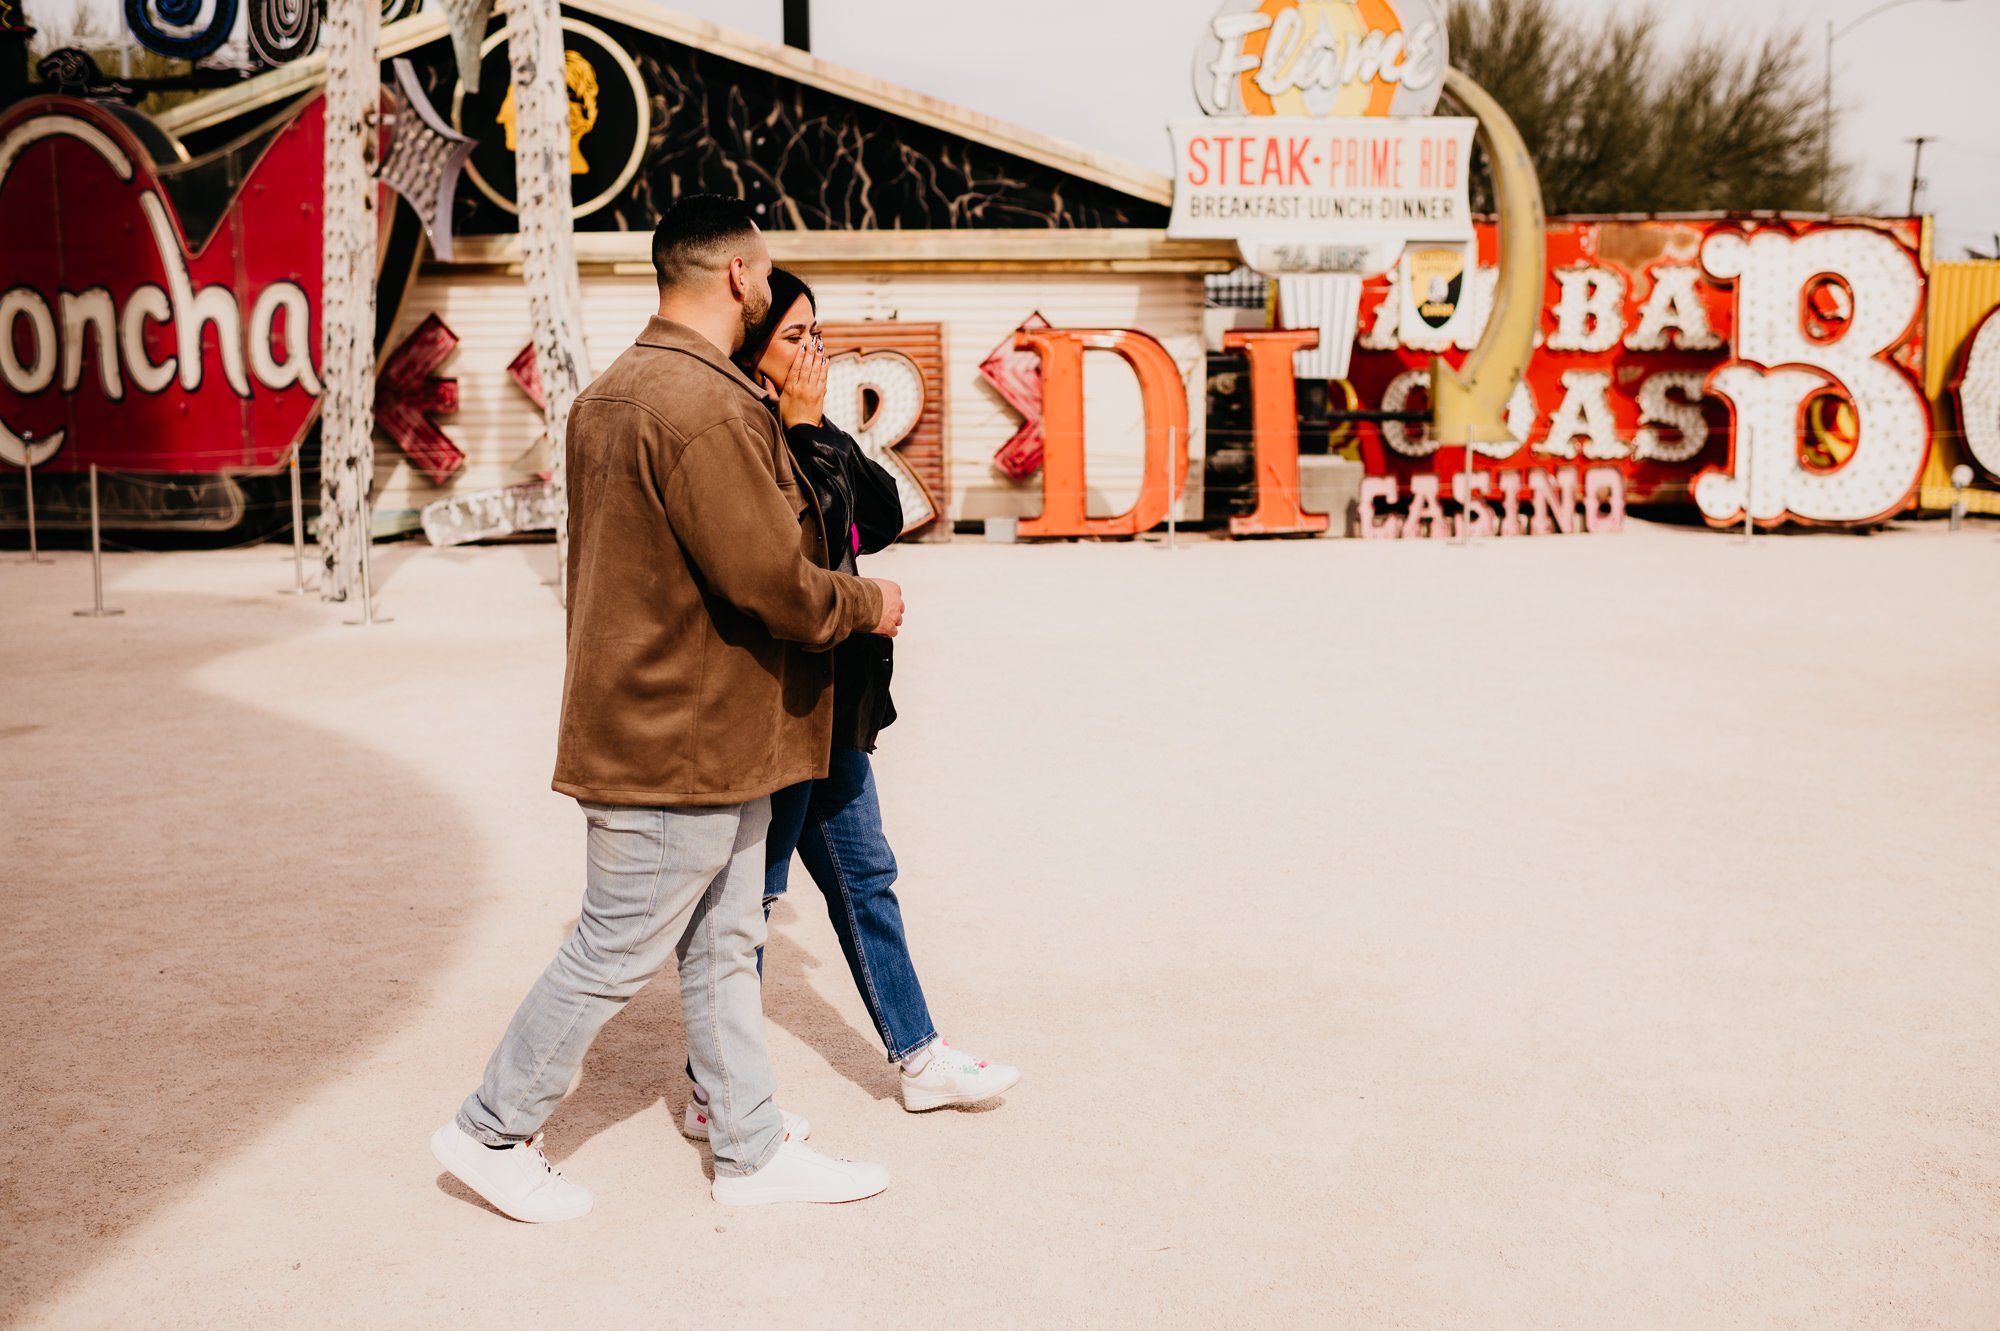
[155,0,1171,208]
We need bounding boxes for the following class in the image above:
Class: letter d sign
[1012,328,1191,539]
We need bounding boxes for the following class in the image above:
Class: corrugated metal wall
[1919,259,2000,513]
[372,271,664,519]
[375,268,1207,527]
[1923,261,2000,397]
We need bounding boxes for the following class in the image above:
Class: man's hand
[866,578,904,638]
[780,341,828,430]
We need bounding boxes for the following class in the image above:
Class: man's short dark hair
[653,194,760,290]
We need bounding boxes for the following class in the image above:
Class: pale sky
[28,0,2000,254]
[693,0,2000,259]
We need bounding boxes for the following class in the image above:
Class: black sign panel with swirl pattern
[123,0,414,67]
[246,0,321,67]
[125,0,240,60]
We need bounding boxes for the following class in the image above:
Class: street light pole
[1907,135,1932,215]
[1822,20,1834,213]
[1821,0,1964,213]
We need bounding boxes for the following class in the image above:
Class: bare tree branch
[1448,0,1846,214]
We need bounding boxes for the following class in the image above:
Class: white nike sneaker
[710,1135,889,1206]
[681,1100,810,1144]
[899,1040,1021,1112]
[430,1121,593,1223]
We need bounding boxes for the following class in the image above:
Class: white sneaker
[710,1136,889,1206]
[430,1121,593,1223]
[900,1040,1021,1112]
[681,1100,810,1144]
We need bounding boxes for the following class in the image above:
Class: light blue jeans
[456,798,785,1179]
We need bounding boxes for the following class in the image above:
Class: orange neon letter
[1221,328,1328,536]
[1013,328,1190,539]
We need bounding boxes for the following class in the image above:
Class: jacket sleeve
[820,422,906,554]
[784,420,905,554]
[663,416,883,649]
[850,451,905,554]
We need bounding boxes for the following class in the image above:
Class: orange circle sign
[1193,0,1448,120]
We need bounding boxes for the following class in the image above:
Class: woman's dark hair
[737,267,817,374]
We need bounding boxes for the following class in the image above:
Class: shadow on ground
[0,594,480,1322]
[524,898,900,1175]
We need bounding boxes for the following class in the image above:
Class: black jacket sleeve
[844,441,905,554]
[783,419,908,555]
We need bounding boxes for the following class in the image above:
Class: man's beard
[737,287,771,355]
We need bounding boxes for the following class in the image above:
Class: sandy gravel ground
[3,522,1997,1329]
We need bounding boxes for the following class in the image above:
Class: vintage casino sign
[1168,116,1476,271]
[819,322,949,538]
[1192,0,1449,118]
[1169,0,1471,276]
[0,96,333,478]
[1950,306,2000,481]
[1327,217,1935,530]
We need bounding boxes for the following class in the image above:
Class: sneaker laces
[936,1040,989,1072]
[791,1139,854,1164]
[522,1133,566,1179]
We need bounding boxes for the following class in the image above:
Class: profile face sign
[1192,0,1449,120]
[451,18,648,219]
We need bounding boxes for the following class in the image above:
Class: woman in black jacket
[683,269,1017,1137]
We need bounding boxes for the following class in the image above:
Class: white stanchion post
[280,452,315,594]
[1167,425,1178,550]
[73,465,123,618]
[1458,442,1474,546]
[345,493,392,626]
[1742,426,1754,544]
[20,441,52,565]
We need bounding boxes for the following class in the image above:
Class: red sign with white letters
[1340,216,1929,509]
[0,95,343,476]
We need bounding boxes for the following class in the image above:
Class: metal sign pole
[1458,442,1474,545]
[280,452,314,594]
[345,495,392,626]
[73,465,123,618]
[1742,426,1754,544]
[20,443,52,564]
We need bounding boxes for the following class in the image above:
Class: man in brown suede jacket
[433,195,904,1220]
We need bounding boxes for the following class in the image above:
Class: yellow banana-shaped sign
[1430,67,1545,445]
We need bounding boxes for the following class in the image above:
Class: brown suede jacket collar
[633,316,777,407]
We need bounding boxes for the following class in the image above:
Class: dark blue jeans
[765,749,938,1063]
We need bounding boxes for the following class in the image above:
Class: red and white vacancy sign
[1167,116,1475,273]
